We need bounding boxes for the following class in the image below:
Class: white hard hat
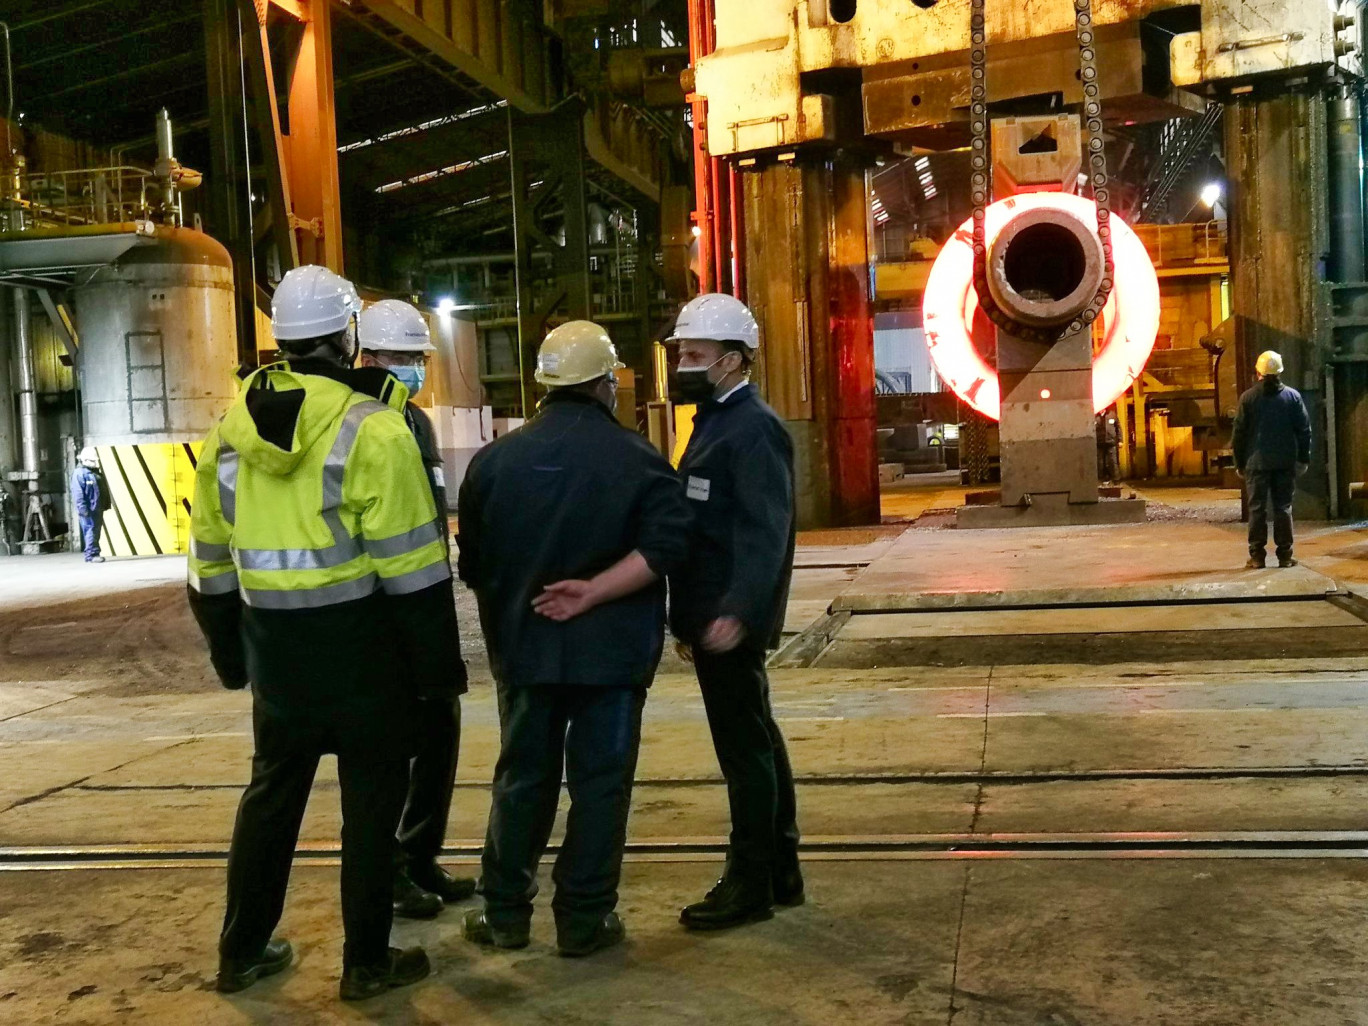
[358,299,435,353]
[271,265,362,341]
[534,320,625,387]
[1255,350,1284,376]
[668,293,759,350]
[78,446,99,468]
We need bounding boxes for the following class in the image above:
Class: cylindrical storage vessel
[71,228,237,557]
[74,228,237,445]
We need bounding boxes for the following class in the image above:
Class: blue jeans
[79,515,101,560]
[480,685,645,930]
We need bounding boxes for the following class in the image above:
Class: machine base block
[956,496,1148,530]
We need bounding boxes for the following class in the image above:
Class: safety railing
[0,165,166,231]
[1131,220,1228,269]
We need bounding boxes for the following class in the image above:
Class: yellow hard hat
[535,320,625,387]
[1255,350,1284,376]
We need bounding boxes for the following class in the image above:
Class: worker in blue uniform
[71,447,105,563]
[668,293,803,931]
[457,320,690,956]
[1232,350,1312,569]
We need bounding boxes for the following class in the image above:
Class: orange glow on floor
[921,193,1160,421]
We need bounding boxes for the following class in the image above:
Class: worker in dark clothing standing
[457,320,689,957]
[668,293,802,931]
[357,299,476,920]
[70,446,105,563]
[1232,349,1312,569]
[188,265,465,1002]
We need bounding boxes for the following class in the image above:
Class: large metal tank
[73,228,237,445]
[69,228,237,558]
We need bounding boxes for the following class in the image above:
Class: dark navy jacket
[457,391,691,689]
[670,384,796,650]
[70,465,101,519]
[1232,377,1312,473]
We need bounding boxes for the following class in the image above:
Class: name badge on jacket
[686,476,711,502]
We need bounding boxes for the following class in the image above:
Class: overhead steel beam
[352,0,548,112]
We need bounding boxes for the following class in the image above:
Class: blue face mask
[388,364,426,396]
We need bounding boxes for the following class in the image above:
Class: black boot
[217,938,293,994]
[339,946,431,1002]
[408,861,477,903]
[557,912,626,958]
[680,873,774,931]
[462,908,531,950]
[393,868,443,920]
[773,861,805,908]
[1245,554,1266,569]
[1278,556,1298,568]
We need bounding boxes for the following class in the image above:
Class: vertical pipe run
[1328,90,1365,282]
[13,287,38,490]
[686,0,715,292]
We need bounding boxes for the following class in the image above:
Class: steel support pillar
[742,159,878,529]
[203,0,257,368]
[281,0,343,270]
[1226,90,1331,518]
[508,100,592,417]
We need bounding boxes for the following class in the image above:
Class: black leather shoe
[680,875,774,931]
[557,912,626,957]
[773,864,805,907]
[217,938,293,994]
[393,869,443,920]
[462,908,531,949]
[1245,556,1266,569]
[408,862,477,903]
[339,946,431,1002]
[1278,557,1298,568]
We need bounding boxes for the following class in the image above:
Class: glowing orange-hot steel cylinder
[921,192,1160,421]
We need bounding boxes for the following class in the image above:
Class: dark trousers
[1247,467,1296,560]
[480,684,645,930]
[220,703,409,969]
[397,698,461,869]
[694,642,800,877]
[79,515,100,560]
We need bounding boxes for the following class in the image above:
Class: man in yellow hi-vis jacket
[187,265,465,1003]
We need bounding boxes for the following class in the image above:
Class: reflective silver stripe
[322,400,390,545]
[242,573,380,610]
[217,446,239,526]
[225,401,388,575]
[234,539,363,571]
[379,559,452,596]
[364,518,443,560]
[190,537,232,562]
[189,570,240,595]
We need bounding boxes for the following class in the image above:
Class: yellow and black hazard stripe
[95,443,201,558]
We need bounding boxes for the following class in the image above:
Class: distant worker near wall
[70,447,106,563]
[457,320,690,957]
[1232,350,1312,569]
[187,265,466,1002]
[357,298,477,920]
[668,293,804,931]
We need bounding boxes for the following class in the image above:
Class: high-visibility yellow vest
[187,364,450,608]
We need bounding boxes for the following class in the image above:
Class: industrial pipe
[13,287,39,491]
[986,206,1105,329]
[1328,88,1365,282]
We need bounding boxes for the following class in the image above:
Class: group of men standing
[187,265,801,1001]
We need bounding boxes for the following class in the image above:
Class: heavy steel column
[1225,90,1330,518]
[282,0,343,270]
[507,100,592,417]
[743,158,878,529]
[203,0,257,368]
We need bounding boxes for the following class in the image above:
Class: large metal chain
[968,0,1115,344]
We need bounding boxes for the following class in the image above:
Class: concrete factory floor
[6,491,1368,1023]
